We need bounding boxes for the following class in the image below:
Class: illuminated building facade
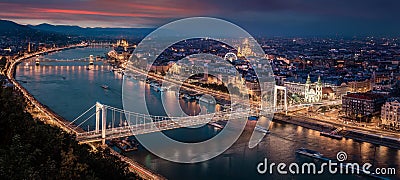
[342,92,385,122]
[381,98,400,128]
[304,75,322,103]
[347,79,372,93]
[284,75,322,103]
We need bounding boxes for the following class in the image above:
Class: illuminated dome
[224,52,237,62]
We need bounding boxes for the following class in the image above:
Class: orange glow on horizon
[33,8,169,18]
[0,1,209,27]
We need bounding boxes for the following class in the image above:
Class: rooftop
[344,92,384,100]
[386,97,400,103]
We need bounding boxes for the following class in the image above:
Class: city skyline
[1,1,400,179]
[0,0,399,36]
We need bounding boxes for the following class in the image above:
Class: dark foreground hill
[0,87,141,179]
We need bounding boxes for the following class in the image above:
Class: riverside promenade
[274,113,400,149]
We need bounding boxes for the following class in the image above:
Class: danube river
[15,47,399,179]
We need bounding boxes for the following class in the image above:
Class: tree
[0,87,141,179]
[0,57,6,69]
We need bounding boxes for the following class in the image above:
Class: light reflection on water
[15,47,400,180]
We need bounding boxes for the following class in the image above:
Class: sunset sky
[0,0,399,36]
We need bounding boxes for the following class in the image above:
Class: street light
[357,114,362,125]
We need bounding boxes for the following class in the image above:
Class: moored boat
[255,125,270,134]
[295,148,323,159]
[101,84,109,89]
[208,122,224,129]
[320,131,343,140]
[320,128,343,140]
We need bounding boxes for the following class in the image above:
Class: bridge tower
[35,55,40,66]
[101,103,107,145]
[95,102,101,133]
[28,42,31,53]
[95,102,107,145]
[274,85,288,114]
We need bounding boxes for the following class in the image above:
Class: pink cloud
[32,8,167,18]
[0,1,216,27]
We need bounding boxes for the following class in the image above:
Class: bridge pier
[89,55,94,65]
[35,56,40,66]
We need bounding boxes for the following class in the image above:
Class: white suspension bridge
[71,102,258,144]
[31,54,105,63]
[65,84,297,145]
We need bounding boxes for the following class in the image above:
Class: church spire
[306,74,311,84]
[317,76,322,85]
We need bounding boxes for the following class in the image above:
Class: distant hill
[28,23,155,40]
[0,19,36,36]
[28,23,83,35]
[0,19,155,53]
[0,20,79,54]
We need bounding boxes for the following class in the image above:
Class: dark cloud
[206,0,399,19]
[0,0,398,36]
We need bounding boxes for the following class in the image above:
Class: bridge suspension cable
[74,112,97,130]
[69,104,96,125]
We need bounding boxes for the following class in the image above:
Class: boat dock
[320,127,343,140]
[109,138,139,152]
